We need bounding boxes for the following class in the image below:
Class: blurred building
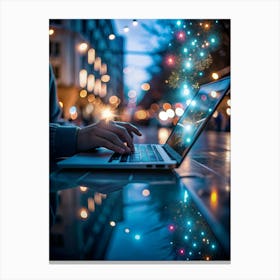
[49,19,124,124]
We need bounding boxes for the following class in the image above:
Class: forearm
[50,123,80,159]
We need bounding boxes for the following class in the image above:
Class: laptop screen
[165,76,230,161]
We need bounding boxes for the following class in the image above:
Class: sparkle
[134,234,141,240]
[179,248,185,255]
[169,224,175,231]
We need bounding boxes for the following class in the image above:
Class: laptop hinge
[163,144,182,164]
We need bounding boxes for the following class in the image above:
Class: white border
[0,0,279,279]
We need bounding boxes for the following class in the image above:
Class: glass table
[50,130,230,262]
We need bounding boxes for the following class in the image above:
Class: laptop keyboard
[109,144,164,163]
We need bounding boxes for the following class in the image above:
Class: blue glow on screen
[166,76,230,157]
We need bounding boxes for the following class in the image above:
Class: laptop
[57,76,230,170]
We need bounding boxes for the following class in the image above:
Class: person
[49,64,142,160]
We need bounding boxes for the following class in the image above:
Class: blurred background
[49,19,230,136]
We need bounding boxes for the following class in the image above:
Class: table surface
[50,127,230,262]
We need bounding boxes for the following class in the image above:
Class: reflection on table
[50,129,230,261]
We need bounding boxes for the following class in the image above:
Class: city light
[166,108,175,118]
[108,34,116,40]
[79,69,87,88]
[159,111,168,121]
[80,89,87,98]
[49,29,54,36]
[78,42,88,53]
[88,48,95,64]
[87,74,95,92]
[210,90,217,98]
[79,208,88,219]
[101,74,110,83]
[88,198,95,212]
[123,26,129,32]
[210,189,218,208]
[79,186,87,192]
[110,221,116,227]
[175,107,184,117]
[128,90,137,98]
[134,234,141,240]
[226,108,231,116]
[109,95,119,104]
[94,57,102,71]
[212,72,219,80]
[142,189,150,197]
[100,63,107,75]
[135,110,147,120]
[141,83,150,91]
[100,83,107,97]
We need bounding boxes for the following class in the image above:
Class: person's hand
[77,120,142,154]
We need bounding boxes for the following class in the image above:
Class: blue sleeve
[50,123,80,158]
[49,64,80,158]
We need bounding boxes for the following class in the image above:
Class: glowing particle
[79,186,87,192]
[226,108,231,116]
[191,100,196,106]
[134,234,141,240]
[175,107,184,117]
[80,208,88,219]
[184,235,188,240]
[110,221,116,227]
[123,26,129,32]
[212,72,219,80]
[142,189,150,197]
[186,61,191,68]
[199,52,205,57]
[108,34,116,40]
[193,242,197,247]
[183,47,188,53]
[69,106,77,115]
[169,225,175,231]
[186,138,191,143]
[124,228,130,233]
[210,91,217,98]
[176,20,182,26]
[179,248,185,255]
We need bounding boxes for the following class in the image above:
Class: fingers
[95,129,131,153]
[97,120,142,152]
[94,135,127,154]
[115,121,142,136]
[77,120,142,154]
[106,124,134,152]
